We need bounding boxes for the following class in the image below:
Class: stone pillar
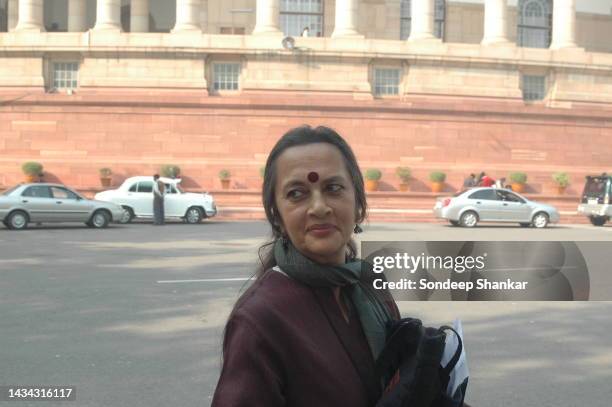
[331,0,361,38]
[68,0,88,32]
[252,0,281,35]
[550,0,577,49]
[15,0,45,31]
[172,0,202,32]
[93,0,122,31]
[482,0,509,45]
[200,0,208,32]
[131,0,150,32]
[409,0,435,41]
[8,0,18,31]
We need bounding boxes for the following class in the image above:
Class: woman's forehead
[275,143,348,178]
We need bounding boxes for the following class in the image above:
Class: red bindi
[307,171,319,183]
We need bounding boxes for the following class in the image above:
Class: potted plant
[219,169,231,189]
[395,167,411,192]
[160,164,181,179]
[22,161,43,183]
[99,167,112,187]
[429,171,446,193]
[552,172,570,195]
[509,172,527,193]
[364,169,382,192]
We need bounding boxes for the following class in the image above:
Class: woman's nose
[308,190,332,217]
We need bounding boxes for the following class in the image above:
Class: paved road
[0,221,611,406]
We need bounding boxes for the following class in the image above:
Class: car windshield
[174,184,184,193]
[583,177,609,197]
[1,185,20,196]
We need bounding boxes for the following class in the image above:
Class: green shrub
[160,164,181,178]
[552,172,570,187]
[99,167,112,177]
[22,161,43,176]
[219,169,231,180]
[509,172,527,184]
[365,169,382,181]
[429,171,446,183]
[395,167,412,183]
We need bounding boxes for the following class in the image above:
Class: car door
[163,183,182,217]
[467,189,502,221]
[50,186,92,222]
[496,190,531,221]
[20,185,55,222]
[134,181,154,217]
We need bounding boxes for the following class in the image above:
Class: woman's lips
[307,224,337,237]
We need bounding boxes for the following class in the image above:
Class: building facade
[1,0,612,194]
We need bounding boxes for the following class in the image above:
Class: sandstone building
[1,0,611,194]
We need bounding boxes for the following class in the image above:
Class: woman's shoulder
[232,269,312,321]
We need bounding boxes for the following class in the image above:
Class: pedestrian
[152,174,165,225]
[301,26,309,37]
[479,172,495,187]
[211,126,401,406]
[495,177,506,189]
[463,173,477,189]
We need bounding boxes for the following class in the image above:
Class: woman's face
[274,143,357,265]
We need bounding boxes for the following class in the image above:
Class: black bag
[376,318,468,407]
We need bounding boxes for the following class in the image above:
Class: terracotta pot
[100,177,111,187]
[431,181,444,193]
[25,174,38,183]
[557,186,566,195]
[511,183,525,193]
[365,179,379,192]
[221,179,231,190]
[399,183,409,192]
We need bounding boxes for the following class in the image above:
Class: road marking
[156,277,253,284]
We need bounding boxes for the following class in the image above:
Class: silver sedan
[433,187,560,228]
[0,183,125,230]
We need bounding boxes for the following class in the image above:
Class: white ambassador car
[433,187,560,228]
[94,176,217,224]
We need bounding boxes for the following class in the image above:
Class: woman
[211,125,400,406]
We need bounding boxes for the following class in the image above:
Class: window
[468,189,498,200]
[517,0,551,48]
[219,27,245,35]
[51,186,79,200]
[280,0,323,37]
[137,181,154,193]
[0,0,7,32]
[496,190,525,203]
[373,68,401,96]
[522,74,546,101]
[52,62,79,90]
[213,63,240,91]
[129,183,138,192]
[400,0,445,40]
[22,186,52,198]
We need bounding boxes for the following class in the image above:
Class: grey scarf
[273,239,393,359]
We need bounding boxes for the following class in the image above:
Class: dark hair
[254,125,368,277]
[153,174,160,179]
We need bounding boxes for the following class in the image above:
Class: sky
[453,0,612,15]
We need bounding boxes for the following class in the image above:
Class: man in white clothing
[152,174,165,225]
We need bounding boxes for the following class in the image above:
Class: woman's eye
[327,184,344,193]
[287,189,306,200]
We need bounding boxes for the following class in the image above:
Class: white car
[94,176,217,224]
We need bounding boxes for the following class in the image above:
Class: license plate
[588,199,599,205]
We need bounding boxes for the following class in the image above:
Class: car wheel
[88,210,110,229]
[459,211,478,228]
[449,220,460,227]
[185,207,202,224]
[7,211,29,230]
[519,223,531,228]
[119,206,134,224]
[532,212,549,228]
[589,216,607,227]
